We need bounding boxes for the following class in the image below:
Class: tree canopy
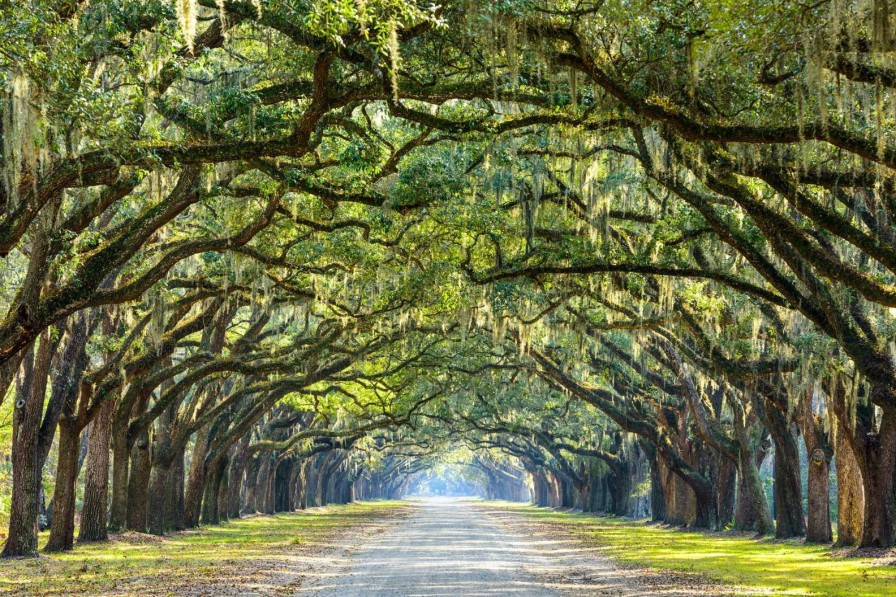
[2,0,896,557]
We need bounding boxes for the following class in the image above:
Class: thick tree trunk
[732,406,774,535]
[858,411,896,548]
[299,459,312,509]
[608,465,632,516]
[766,406,806,538]
[241,455,261,514]
[227,438,249,519]
[146,460,171,536]
[216,465,230,523]
[110,381,150,532]
[692,484,720,530]
[287,461,301,511]
[254,456,273,512]
[274,459,294,513]
[806,447,833,542]
[2,345,45,557]
[43,419,80,552]
[797,390,834,543]
[640,443,666,521]
[293,461,307,510]
[734,451,775,535]
[835,421,864,545]
[125,429,151,532]
[716,457,737,528]
[201,456,226,525]
[79,398,115,542]
[183,426,211,528]
[165,449,185,531]
[657,455,697,526]
[108,419,130,532]
[147,405,175,535]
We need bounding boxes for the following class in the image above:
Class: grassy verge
[490,502,896,596]
[0,500,407,595]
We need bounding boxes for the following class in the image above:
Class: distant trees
[2,0,896,556]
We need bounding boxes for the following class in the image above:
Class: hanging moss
[177,0,198,53]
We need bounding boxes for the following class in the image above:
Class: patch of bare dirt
[107,531,167,544]
[828,546,896,564]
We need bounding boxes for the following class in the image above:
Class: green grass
[0,501,407,595]
[494,502,896,596]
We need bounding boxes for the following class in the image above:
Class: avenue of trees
[1,0,896,557]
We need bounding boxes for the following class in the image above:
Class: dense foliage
[1,0,896,557]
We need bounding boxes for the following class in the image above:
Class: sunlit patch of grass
[493,502,896,597]
[0,500,407,595]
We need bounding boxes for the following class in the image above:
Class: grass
[493,502,896,596]
[0,500,407,595]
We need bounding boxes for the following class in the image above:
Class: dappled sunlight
[299,497,674,596]
[493,502,896,597]
[0,502,407,595]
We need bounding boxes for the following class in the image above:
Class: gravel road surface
[295,497,649,596]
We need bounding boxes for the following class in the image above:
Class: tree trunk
[216,465,230,523]
[147,404,174,535]
[732,405,774,535]
[79,398,115,542]
[201,456,226,525]
[693,484,720,530]
[766,406,807,538]
[716,456,737,528]
[835,421,864,546]
[2,345,45,557]
[797,389,834,543]
[806,447,833,542]
[254,456,273,512]
[183,426,211,528]
[241,455,261,515]
[125,429,151,532]
[734,450,775,535]
[858,410,896,548]
[641,443,666,521]
[165,448,186,531]
[108,417,130,532]
[608,464,632,516]
[227,450,247,519]
[146,459,171,536]
[43,419,80,551]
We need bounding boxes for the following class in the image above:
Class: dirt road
[295,497,674,596]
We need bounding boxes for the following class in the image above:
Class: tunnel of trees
[1,0,896,558]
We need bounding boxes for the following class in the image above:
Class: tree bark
[79,398,114,542]
[732,403,775,534]
[806,447,833,542]
[147,404,174,535]
[43,418,80,551]
[766,404,807,538]
[125,428,151,532]
[216,464,230,522]
[2,344,45,557]
[858,410,896,547]
[146,460,171,536]
[201,456,226,525]
[227,439,249,519]
[184,425,211,528]
[108,415,130,532]
[835,419,864,545]
[798,393,833,543]
[165,448,186,531]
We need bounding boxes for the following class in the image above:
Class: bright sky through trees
[1,5,896,592]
